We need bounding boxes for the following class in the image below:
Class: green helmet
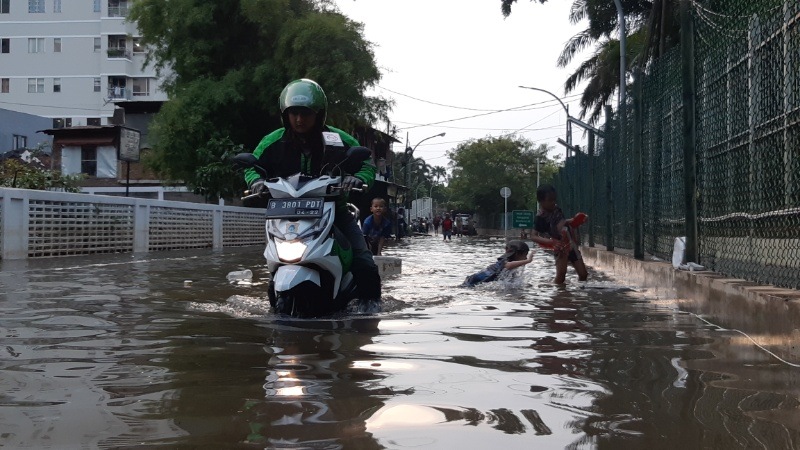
[279,78,327,129]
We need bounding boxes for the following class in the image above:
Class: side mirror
[342,146,372,173]
[231,152,258,169]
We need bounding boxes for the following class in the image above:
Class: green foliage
[192,136,248,202]
[0,158,84,192]
[447,136,557,214]
[502,0,680,124]
[128,0,390,199]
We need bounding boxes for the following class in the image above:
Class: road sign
[118,127,141,162]
[500,187,511,198]
[512,210,534,228]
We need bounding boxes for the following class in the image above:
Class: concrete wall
[581,246,800,365]
[0,108,52,153]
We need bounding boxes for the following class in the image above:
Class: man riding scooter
[244,78,382,313]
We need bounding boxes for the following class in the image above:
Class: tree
[447,136,556,215]
[129,0,391,200]
[501,0,680,124]
[431,166,447,185]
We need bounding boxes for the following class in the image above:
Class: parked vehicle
[232,148,371,317]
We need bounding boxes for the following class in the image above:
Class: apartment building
[0,0,168,128]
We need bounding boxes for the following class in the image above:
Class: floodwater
[1,237,799,449]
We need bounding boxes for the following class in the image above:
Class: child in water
[531,184,589,284]
[462,240,534,287]
[362,197,392,256]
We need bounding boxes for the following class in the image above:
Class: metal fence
[553,0,800,289]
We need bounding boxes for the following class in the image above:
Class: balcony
[108,87,131,101]
[107,47,131,59]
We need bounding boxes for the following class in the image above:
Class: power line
[0,99,109,113]
[395,102,568,130]
[413,132,569,162]
[395,122,565,133]
[378,85,582,112]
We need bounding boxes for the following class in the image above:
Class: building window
[28,0,44,13]
[81,146,97,176]
[87,118,101,126]
[53,118,72,128]
[28,38,44,53]
[1,78,8,93]
[132,78,150,96]
[53,37,61,52]
[13,135,28,150]
[93,37,101,52]
[1,0,9,14]
[132,37,145,54]
[53,78,61,93]
[93,77,101,92]
[108,0,127,17]
[93,0,100,13]
[27,78,44,93]
[2,38,10,54]
[53,0,60,13]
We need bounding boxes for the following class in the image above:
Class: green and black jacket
[244,125,376,209]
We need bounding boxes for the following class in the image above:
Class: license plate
[265,198,324,218]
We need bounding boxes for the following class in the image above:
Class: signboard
[500,187,511,198]
[119,127,141,162]
[512,210,534,228]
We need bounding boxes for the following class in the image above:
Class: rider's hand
[250,179,267,196]
[342,176,364,192]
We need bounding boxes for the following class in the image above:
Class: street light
[518,85,572,151]
[405,132,446,207]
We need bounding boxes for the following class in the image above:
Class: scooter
[232,147,371,317]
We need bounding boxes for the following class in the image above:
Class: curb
[581,246,800,364]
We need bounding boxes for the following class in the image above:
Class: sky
[333,0,591,170]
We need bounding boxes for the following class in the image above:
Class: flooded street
[1,238,799,449]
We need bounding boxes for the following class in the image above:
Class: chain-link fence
[553,0,800,289]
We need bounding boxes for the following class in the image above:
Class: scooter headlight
[275,240,307,263]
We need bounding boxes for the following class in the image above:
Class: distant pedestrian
[433,215,441,236]
[396,207,406,240]
[531,184,589,284]
[442,213,454,241]
[454,215,463,237]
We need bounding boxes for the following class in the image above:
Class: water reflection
[241,319,386,448]
[1,242,800,448]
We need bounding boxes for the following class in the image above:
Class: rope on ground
[685,310,800,368]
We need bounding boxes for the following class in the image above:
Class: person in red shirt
[441,213,454,241]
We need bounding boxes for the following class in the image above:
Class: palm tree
[431,166,447,185]
[502,0,680,124]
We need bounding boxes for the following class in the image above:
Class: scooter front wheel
[273,281,341,318]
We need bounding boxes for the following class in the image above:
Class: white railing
[0,188,266,259]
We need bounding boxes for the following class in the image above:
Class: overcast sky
[333,0,590,169]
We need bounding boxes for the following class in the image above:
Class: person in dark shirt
[532,184,589,284]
